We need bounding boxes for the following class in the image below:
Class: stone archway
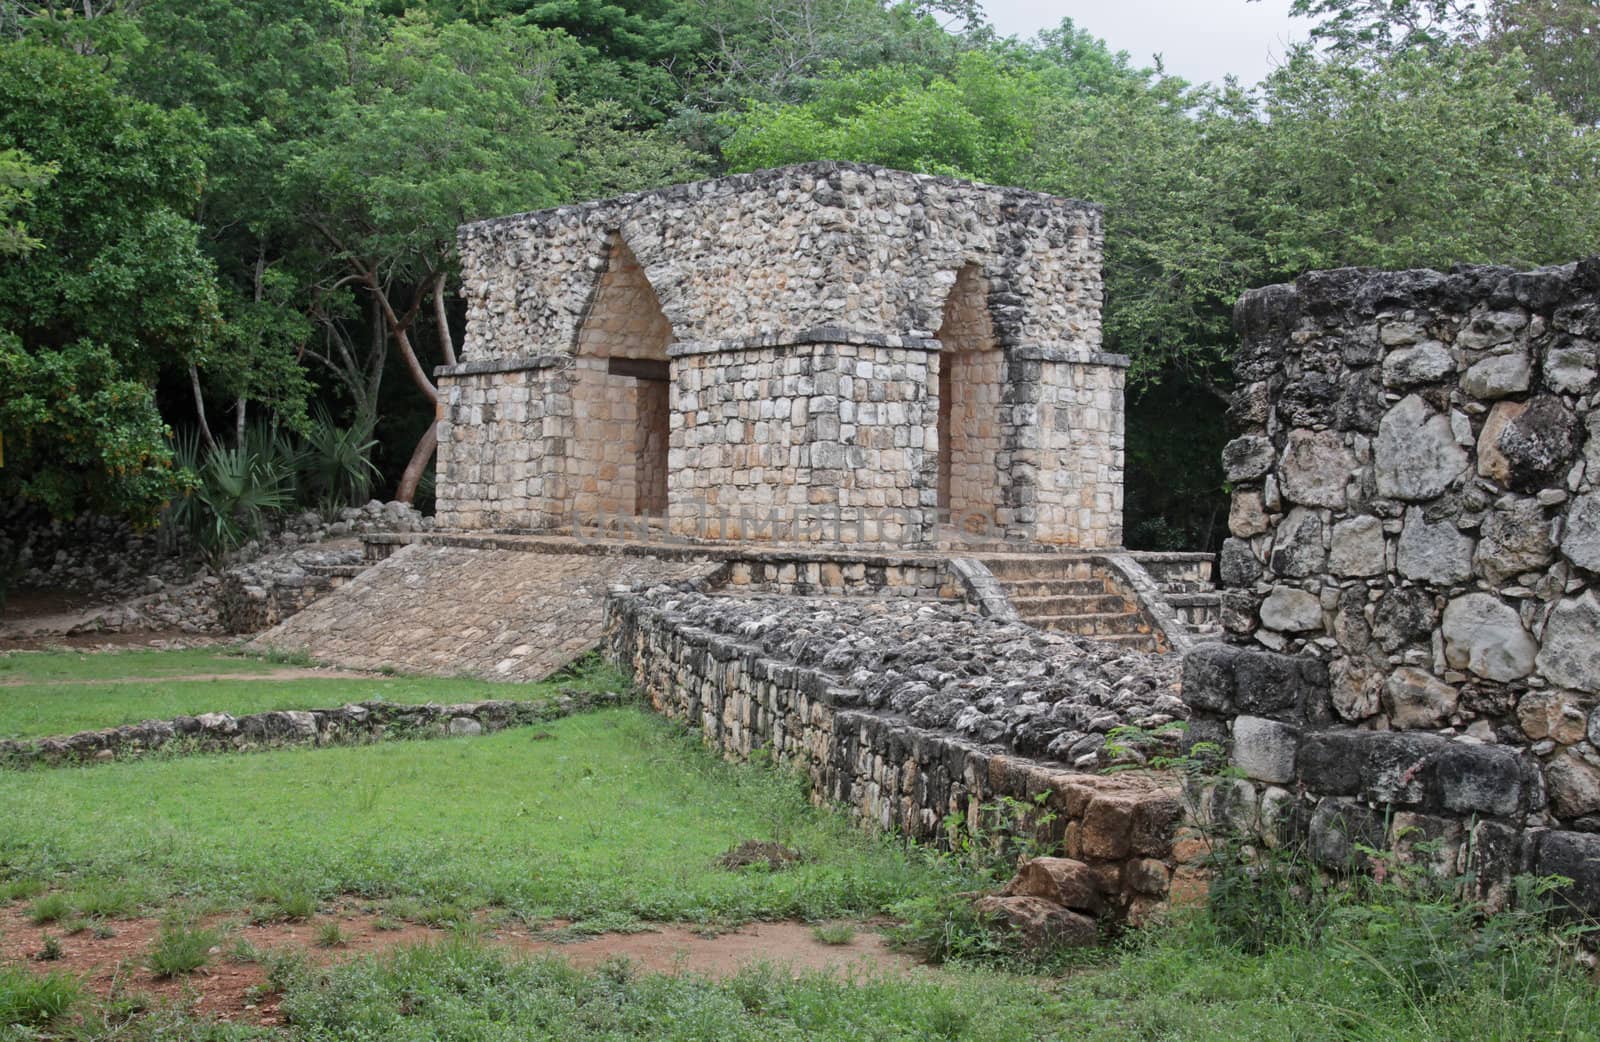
[569,233,673,521]
[935,264,1004,534]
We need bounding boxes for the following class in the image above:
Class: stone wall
[0,692,622,769]
[438,162,1127,547]
[1188,257,1600,914]
[604,585,1196,923]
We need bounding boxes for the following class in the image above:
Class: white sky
[980,0,1314,85]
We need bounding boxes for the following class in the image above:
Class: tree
[0,40,220,521]
[0,147,53,256]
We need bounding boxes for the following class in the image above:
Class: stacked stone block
[438,162,1127,547]
[1187,257,1600,914]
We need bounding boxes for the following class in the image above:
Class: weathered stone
[448,717,484,736]
[1270,507,1327,578]
[1383,667,1458,729]
[1278,429,1353,508]
[1460,352,1530,399]
[1308,799,1387,868]
[1382,340,1455,388]
[1329,657,1383,722]
[1079,796,1137,859]
[1372,588,1438,652]
[1002,857,1106,915]
[1329,515,1385,577]
[1544,753,1600,819]
[1181,641,1240,713]
[1396,507,1475,585]
[1441,593,1537,682]
[1457,309,1528,351]
[1233,648,1330,725]
[1126,858,1171,897]
[1428,743,1536,817]
[1476,399,1526,486]
[1560,491,1600,573]
[1223,435,1277,483]
[1375,394,1469,501]
[1219,538,1263,587]
[1483,395,1579,493]
[1260,586,1323,633]
[1516,691,1588,744]
[1229,491,1270,538]
[1475,496,1554,585]
[1537,592,1600,694]
[1232,715,1301,784]
[1530,830,1600,918]
[972,895,1099,950]
[1544,341,1597,395]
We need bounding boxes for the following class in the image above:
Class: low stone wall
[1192,256,1600,916]
[604,586,1197,924]
[0,692,621,769]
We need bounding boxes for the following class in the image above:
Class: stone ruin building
[243,166,1600,932]
[435,162,1126,547]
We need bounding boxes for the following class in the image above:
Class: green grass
[0,964,81,1029]
[0,647,273,684]
[147,920,221,978]
[0,708,955,925]
[0,648,625,740]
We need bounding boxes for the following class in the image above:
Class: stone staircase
[978,555,1163,652]
[1126,552,1222,639]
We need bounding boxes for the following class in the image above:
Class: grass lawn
[0,707,949,926]
[0,648,616,740]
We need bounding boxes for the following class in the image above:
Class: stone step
[1058,631,1162,652]
[1157,579,1218,595]
[979,556,1097,581]
[1008,593,1132,616]
[1026,611,1151,637]
[993,577,1110,598]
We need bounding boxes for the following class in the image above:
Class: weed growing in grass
[810,922,857,945]
[0,964,80,1027]
[254,885,317,922]
[0,877,45,903]
[259,647,315,668]
[27,892,71,924]
[147,920,221,978]
[90,920,117,939]
[72,879,146,919]
[34,934,64,961]
[315,921,347,948]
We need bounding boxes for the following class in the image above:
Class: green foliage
[0,146,53,256]
[0,40,217,521]
[298,405,381,515]
[166,424,297,563]
[809,922,856,945]
[147,918,221,978]
[26,891,70,924]
[0,964,81,1027]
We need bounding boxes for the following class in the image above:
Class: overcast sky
[980,0,1313,85]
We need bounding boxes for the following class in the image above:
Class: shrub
[147,920,220,978]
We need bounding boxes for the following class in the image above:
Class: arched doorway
[935,264,1004,535]
[569,233,672,521]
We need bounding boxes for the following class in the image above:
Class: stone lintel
[1007,343,1131,368]
[667,327,942,357]
[434,353,573,379]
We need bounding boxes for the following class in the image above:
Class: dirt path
[0,905,927,1028]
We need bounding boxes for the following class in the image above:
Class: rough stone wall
[457,163,1102,359]
[440,162,1128,546]
[669,338,937,543]
[605,587,1196,922]
[1186,257,1600,915]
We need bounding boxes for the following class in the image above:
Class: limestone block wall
[456,162,1103,360]
[1036,351,1127,547]
[668,337,937,543]
[1185,257,1600,915]
[604,586,1197,923]
[436,362,571,530]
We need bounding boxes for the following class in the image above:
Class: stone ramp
[251,543,717,682]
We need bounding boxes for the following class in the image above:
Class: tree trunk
[394,416,438,505]
[433,273,457,367]
[189,364,218,452]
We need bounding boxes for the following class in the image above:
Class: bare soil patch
[0,904,925,1028]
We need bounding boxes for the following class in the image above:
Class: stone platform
[250,542,718,681]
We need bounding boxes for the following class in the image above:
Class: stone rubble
[636,589,1183,767]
